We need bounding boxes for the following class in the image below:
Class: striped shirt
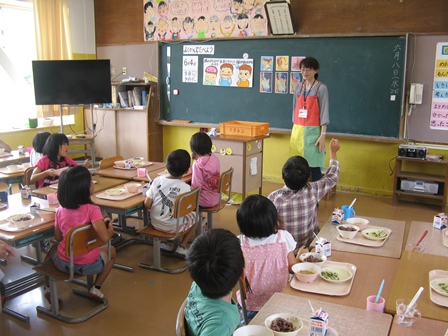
[268,159,339,249]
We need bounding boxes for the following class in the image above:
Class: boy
[268,138,340,249]
[185,229,244,336]
[144,149,197,257]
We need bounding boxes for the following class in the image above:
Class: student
[30,133,90,188]
[46,166,116,300]
[236,194,306,323]
[30,131,51,166]
[268,138,340,249]
[190,132,220,208]
[0,139,12,153]
[144,149,197,257]
[185,229,244,336]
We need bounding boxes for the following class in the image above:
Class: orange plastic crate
[219,120,270,137]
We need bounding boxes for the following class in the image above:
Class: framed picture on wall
[264,1,295,36]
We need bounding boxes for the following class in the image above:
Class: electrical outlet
[122,67,127,75]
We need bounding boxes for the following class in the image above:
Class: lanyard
[300,80,316,109]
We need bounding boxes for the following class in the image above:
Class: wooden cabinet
[212,134,268,199]
[392,157,448,212]
[88,82,163,162]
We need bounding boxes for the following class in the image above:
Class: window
[0,0,37,130]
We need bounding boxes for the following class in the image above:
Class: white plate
[105,188,125,196]
[320,266,353,283]
[430,278,448,297]
[362,228,389,241]
[429,270,448,307]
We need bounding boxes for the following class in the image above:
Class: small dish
[233,325,274,336]
[291,263,321,283]
[430,278,448,297]
[362,228,389,240]
[36,209,56,221]
[336,224,359,239]
[114,160,126,168]
[265,313,303,336]
[320,266,353,283]
[7,213,35,229]
[346,217,369,230]
[124,182,142,193]
[299,252,327,266]
[105,188,125,196]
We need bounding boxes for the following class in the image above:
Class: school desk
[92,161,167,180]
[0,170,25,195]
[315,216,406,259]
[250,292,392,336]
[0,151,30,168]
[283,250,399,310]
[404,221,448,257]
[386,251,448,322]
[389,316,448,335]
[31,176,128,198]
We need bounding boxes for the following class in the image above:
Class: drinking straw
[400,287,424,323]
[375,279,385,303]
[348,198,357,209]
[412,230,428,252]
[146,173,153,184]
[308,300,315,313]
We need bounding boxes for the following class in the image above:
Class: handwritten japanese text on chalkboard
[390,44,403,97]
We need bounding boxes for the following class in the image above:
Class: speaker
[400,179,439,194]
[398,147,406,157]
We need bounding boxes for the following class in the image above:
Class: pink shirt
[191,154,220,207]
[55,204,104,264]
[36,155,78,188]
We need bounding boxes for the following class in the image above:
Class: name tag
[299,109,308,118]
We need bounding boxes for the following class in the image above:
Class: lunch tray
[290,261,357,296]
[0,166,26,175]
[336,226,392,248]
[95,190,141,201]
[0,216,53,232]
[429,269,448,308]
[113,161,153,170]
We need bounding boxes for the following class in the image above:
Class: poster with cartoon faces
[203,58,253,88]
[143,0,270,41]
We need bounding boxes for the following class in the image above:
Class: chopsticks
[412,230,428,252]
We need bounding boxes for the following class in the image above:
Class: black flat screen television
[32,59,112,105]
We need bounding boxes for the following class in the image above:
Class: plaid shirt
[268,159,340,249]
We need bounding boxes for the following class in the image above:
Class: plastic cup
[47,193,58,205]
[137,168,147,178]
[366,295,385,313]
[341,205,356,220]
[395,298,422,326]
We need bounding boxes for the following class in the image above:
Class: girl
[236,195,307,323]
[190,132,220,208]
[30,133,90,188]
[30,131,51,166]
[48,166,116,299]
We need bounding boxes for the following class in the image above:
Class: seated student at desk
[30,133,90,188]
[0,140,12,153]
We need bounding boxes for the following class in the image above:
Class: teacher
[290,57,329,182]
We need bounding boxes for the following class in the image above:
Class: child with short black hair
[30,131,51,166]
[190,132,220,208]
[185,228,244,336]
[236,194,304,323]
[144,149,197,257]
[47,166,116,300]
[268,138,340,249]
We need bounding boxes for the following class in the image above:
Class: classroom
[0,0,448,335]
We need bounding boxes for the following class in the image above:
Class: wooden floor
[0,182,443,335]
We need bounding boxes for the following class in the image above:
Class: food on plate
[298,270,315,275]
[303,254,323,263]
[437,282,448,294]
[321,270,340,281]
[270,317,295,332]
[12,214,33,221]
[338,225,357,231]
[364,230,388,239]
[430,278,448,296]
[105,188,125,196]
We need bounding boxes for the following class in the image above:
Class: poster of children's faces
[203,58,254,87]
[143,0,270,41]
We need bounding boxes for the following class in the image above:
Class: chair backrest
[217,167,233,209]
[175,298,188,336]
[65,223,109,281]
[238,276,249,326]
[173,187,200,235]
[99,155,124,169]
[23,166,36,188]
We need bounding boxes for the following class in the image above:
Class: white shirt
[29,149,42,166]
[238,229,297,253]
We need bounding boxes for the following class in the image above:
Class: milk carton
[433,213,447,229]
[315,237,332,257]
[309,308,329,336]
[332,208,343,224]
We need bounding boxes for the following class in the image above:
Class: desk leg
[20,241,44,266]
[2,307,30,323]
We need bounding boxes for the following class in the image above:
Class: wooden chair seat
[176,298,188,336]
[33,223,110,323]
[138,187,200,274]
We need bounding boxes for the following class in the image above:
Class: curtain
[33,0,75,117]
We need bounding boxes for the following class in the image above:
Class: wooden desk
[0,151,30,167]
[93,162,166,180]
[91,187,147,234]
[133,167,192,184]
[283,250,400,310]
[405,221,448,257]
[250,293,392,336]
[386,251,448,322]
[211,134,268,199]
[31,176,128,198]
[389,316,448,335]
[315,216,406,258]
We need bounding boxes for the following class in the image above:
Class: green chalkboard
[159,36,407,138]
